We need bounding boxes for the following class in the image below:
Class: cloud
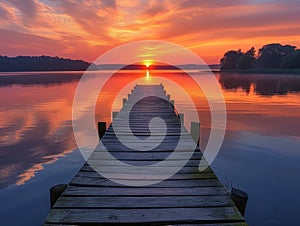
[7,0,38,17]
[57,0,117,40]
[0,28,67,56]
[0,3,9,19]
[0,0,300,63]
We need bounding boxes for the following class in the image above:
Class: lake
[0,70,299,225]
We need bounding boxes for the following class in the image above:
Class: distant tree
[256,43,296,68]
[236,55,253,69]
[236,47,256,69]
[220,49,243,70]
[281,50,300,68]
[246,47,256,58]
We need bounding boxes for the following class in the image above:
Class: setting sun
[143,60,153,68]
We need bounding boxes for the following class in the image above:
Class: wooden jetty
[45,84,247,225]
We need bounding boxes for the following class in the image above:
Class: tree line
[0,55,95,71]
[220,43,300,70]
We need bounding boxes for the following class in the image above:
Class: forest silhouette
[220,43,300,70]
[0,55,95,71]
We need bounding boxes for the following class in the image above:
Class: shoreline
[219,68,300,75]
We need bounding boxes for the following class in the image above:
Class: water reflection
[214,72,300,138]
[219,72,300,96]
[1,71,300,189]
[0,81,78,188]
[0,71,300,225]
[0,70,210,189]
[0,72,82,87]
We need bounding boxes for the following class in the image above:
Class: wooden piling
[97,122,106,139]
[112,111,118,119]
[230,187,248,216]
[191,122,200,146]
[123,98,127,106]
[178,113,184,125]
[170,100,174,106]
[50,184,67,208]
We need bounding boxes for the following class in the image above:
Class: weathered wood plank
[86,161,202,168]
[76,171,216,180]
[53,196,235,208]
[80,164,211,174]
[79,165,214,173]
[172,223,248,226]
[44,223,248,226]
[45,207,244,224]
[62,186,227,197]
[89,151,202,160]
[70,177,222,187]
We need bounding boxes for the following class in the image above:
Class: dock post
[112,111,118,119]
[123,98,127,106]
[191,122,200,146]
[50,184,67,208]
[128,94,131,99]
[97,122,106,139]
[178,113,184,125]
[230,187,248,216]
[167,94,170,100]
[170,100,175,108]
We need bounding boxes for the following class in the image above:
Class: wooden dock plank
[80,165,212,174]
[75,171,217,180]
[45,207,244,224]
[53,196,235,208]
[69,177,222,188]
[61,186,227,197]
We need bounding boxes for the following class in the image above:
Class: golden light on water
[143,60,152,79]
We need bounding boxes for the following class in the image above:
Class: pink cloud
[0,0,300,63]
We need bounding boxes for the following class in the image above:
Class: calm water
[0,71,299,225]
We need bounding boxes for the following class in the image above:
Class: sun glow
[143,60,153,68]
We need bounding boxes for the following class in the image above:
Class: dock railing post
[97,122,106,139]
[230,187,248,216]
[170,100,175,109]
[50,184,67,208]
[178,113,184,125]
[123,98,127,106]
[112,111,118,120]
[191,122,200,146]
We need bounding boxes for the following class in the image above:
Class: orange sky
[0,0,299,64]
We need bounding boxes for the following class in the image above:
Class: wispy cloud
[0,0,299,63]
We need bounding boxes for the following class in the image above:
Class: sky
[0,0,299,64]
